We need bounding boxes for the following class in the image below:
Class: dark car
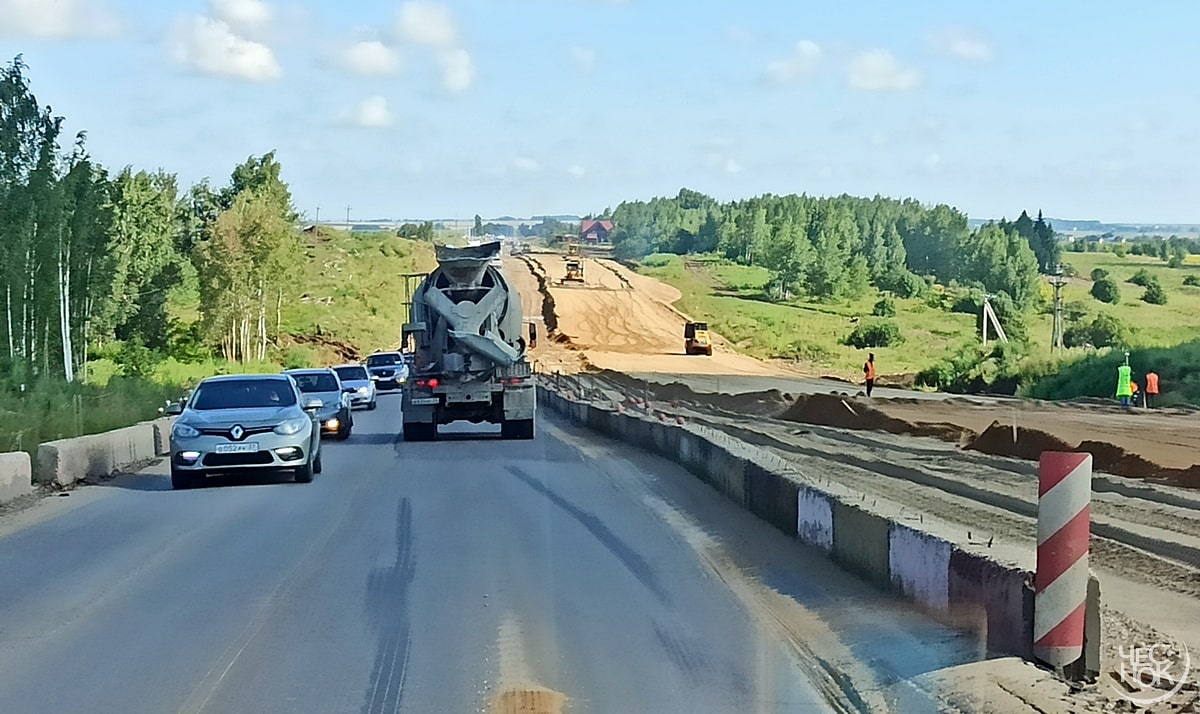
[284,368,354,440]
[366,351,409,390]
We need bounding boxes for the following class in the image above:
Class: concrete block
[796,487,833,552]
[0,452,33,504]
[150,417,175,456]
[889,523,952,612]
[709,448,747,507]
[745,463,800,536]
[948,548,1034,659]
[832,500,891,589]
[36,423,157,487]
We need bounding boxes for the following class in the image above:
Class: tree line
[607,188,1053,310]
[0,57,300,383]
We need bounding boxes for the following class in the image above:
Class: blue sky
[2,0,1198,222]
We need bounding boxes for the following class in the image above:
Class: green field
[638,254,978,378]
[1039,252,1200,348]
[637,250,1200,382]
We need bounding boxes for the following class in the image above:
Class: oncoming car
[284,368,354,439]
[167,374,322,490]
[366,351,408,390]
[333,363,377,410]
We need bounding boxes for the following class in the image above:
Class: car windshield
[191,380,296,410]
[334,366,369,381]
[367,354,398,366]
[291,373,340,393]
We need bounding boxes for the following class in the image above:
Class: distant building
[579,219,614,244]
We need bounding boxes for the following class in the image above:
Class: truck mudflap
[502,384,536,420]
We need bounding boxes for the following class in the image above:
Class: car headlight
[172,423,200,439]
[357,386,370,395]
[274,417,308,436]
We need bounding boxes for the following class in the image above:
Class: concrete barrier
[949,548,1034,659]
[36,422,157,488]
[150,417,176,456]
[889,523,952,613]
[0,452,32,504]
[796,487,833,551]
[535,384,1097,668]
[831,500,892,589]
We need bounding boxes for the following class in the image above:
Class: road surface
[0,394,978,713]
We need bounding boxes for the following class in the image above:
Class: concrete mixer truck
[400,241,537,441]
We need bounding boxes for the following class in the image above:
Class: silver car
[284,368,354,440]
[333,363,377,410]
[167,374,322,490]
[366,351,409,390]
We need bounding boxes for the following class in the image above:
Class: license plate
[214,442,258,454]
[409,397,438,405]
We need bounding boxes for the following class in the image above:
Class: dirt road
[506,253,798,377]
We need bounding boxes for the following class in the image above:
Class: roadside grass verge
[636,254,977,378]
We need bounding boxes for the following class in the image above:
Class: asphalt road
[0,394,980,713]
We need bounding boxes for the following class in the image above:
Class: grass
[1043,252,1200,348]
[637,254,978,378]
[275,229,437,361]
[0,377,183,456]
[636,251,1200,386]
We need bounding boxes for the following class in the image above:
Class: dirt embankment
[775,394,1200,489]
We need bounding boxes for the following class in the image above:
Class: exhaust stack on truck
[401,241,536,441]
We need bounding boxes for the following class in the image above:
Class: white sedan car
[333,363,378,410]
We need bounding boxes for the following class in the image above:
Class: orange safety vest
[1131,381,1138,394]
[1146,372,1160,394]
[864,361,877,380]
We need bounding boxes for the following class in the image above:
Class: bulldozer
[684,321,713,356]
[562,258,585,284]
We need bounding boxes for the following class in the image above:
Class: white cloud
[727,25,754,44]
[345,95,394,128]
[0,0,119,39]
[766,40,821,85]
[848,50,919,91]
[724,157,743,174]
[397,1,459,47]
[512,156,540,172]
[705,153,743,174]
[340,40,400,75]
[923,153,941,170]
[438,48,474,93]
[929,28,993,63]
[567,164,586,178]
[570,45,597,71]
[210,0,271,34]
[170,15,281,81]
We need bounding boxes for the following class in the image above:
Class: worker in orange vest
[1145,371,1160,408]
[863,353,877,397]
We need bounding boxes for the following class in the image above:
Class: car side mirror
[303,397,323,412]
[164,403,183,416]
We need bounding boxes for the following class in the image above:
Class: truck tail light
[414,378,439,389]
[502,377,525,385]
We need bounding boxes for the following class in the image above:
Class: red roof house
[579,219,614,244]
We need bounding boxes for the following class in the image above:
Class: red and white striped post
[1034,452,1093,669]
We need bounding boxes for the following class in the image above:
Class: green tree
[1089,267,1109,281]
[873,297,897,317]
[1142,279,1168,305]
[473,214,483,237]
[1090,277,1121,304]
[1064,313,1129,349]
[845,320,904,348]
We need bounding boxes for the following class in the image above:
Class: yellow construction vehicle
[684,322,712,356]
[563,259,585,283]
[565,243,580,258]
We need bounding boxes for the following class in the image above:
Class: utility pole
[1049,263,1067,352]
[314,205,320,230]
[345,205,351,230]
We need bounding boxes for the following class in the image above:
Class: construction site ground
[505,251,1200,712]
